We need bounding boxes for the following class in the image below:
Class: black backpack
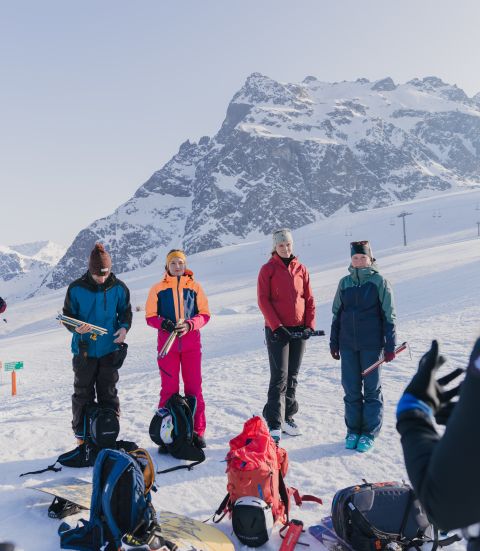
[59,448,174,551]
[149,393,205,473]
[332,481,459,551]
[84,404,119,449]
[19,404,127,478]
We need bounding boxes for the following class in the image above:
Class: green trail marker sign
[4,361,24,372]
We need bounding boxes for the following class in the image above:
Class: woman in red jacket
[257,229,316,443]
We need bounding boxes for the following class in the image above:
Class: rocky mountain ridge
[40,73,480,290]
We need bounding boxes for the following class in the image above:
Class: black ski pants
[263,327,306,431]
[71,352,120,437]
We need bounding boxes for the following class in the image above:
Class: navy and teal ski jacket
[63,272,132,358]
[330,263,396,353]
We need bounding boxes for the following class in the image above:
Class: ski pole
[362,341,408,377]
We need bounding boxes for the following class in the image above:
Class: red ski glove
[384,351,396,363]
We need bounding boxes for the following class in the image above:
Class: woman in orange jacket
[145,249,210,448]
[257,229,316,443]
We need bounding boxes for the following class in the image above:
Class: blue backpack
[59,448,171,551]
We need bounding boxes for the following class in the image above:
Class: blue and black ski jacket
[63,272,132,358]
[330,263,396,353]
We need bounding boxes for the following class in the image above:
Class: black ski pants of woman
[71,352,120,437]
[263,327,306,431]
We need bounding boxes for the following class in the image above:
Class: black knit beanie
[350,240,373,259]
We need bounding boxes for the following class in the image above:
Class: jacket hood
[82,271,117,291]
[348,263,380,284]
[270,253,299,268]
[162,269,194,282]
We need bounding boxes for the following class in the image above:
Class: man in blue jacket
[63,243,132,443]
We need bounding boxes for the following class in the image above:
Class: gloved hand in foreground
[403,340,464,425]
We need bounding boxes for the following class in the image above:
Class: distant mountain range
[22,74,480,291]
[0,241,65,299]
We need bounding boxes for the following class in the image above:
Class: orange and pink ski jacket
[145,270,210,339]
[257,254,315,331]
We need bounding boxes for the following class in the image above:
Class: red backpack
[214,416,322,525]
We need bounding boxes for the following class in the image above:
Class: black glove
[161,318,176,333]
[301,327,314,340]
[404,340,464,422]
[273,326,291,343]
[330,347,340,360]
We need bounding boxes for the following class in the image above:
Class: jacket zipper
[353,268,359,350]
[285,261,296,324]
[176,276,182,352]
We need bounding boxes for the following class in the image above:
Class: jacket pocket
[111,342,128,369]
[73,340,89,370]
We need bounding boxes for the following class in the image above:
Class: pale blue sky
[1,0,479,246]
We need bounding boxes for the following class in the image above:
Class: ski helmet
[232,496,274,547]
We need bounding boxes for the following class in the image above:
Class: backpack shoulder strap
[97,450,134,548]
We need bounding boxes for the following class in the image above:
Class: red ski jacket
[257,254,315,331]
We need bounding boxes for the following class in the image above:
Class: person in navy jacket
[62,243,132,443]
[330,240,396,453]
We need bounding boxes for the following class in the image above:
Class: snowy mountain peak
[0,240,66,299]
[371,77,397,91]
[406,76,469,101]
[9,240,50,257]
[232,72,297,106]
[38,72,480,292]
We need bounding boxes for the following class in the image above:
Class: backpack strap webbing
[278,470,292,523]
[212,494,230,523]
[289,487,323,507]
[156,457,205,474]
[19,463,62,477]
[278,472,323,524]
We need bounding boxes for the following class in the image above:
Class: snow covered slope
[45,73,480,290]
[0,191,478,549]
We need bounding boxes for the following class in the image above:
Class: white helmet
[232,496,274,547]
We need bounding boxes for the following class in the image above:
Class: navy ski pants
[340,348,383,438]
